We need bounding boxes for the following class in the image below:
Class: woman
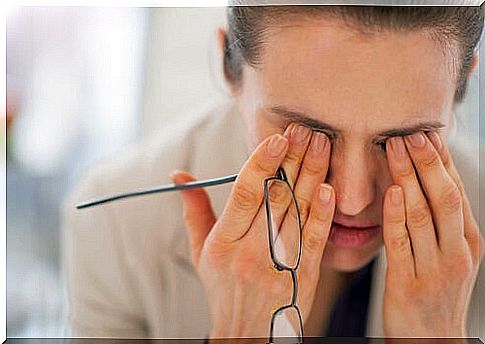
[64,4,485,340]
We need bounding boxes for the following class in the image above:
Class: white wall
[141,7,228,137]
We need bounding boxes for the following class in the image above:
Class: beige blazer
[62,98,484,340]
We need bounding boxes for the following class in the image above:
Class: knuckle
[304,228,326,252]
[407,204,432,229]
[205,241,228,268]
[386,206,404,224]
[440,184,462,215]
[252,157,276,177]
[448,251,473,276]
[312,205,332,223]
[394,166,416,181]
[440,152,452,170]
[302,206,330,226]
[388,232,410,254]
[284,152,301,170]
[455,180,466,196]
[232,183,260,212]
[469,230,485,264]
[302,159,324,178]
[268,184,291,205]
[417,152,441,170]
[294,198,310,222]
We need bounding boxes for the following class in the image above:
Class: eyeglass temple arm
[75,174,238,210]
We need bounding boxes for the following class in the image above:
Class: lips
[333,215,378,228]
[329,216,380,248]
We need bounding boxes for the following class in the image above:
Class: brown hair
[223,5,484,102]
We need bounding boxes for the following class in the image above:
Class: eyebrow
[268,105,445,140]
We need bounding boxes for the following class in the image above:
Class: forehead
[247,17,456,129]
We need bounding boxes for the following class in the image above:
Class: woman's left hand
[382,131,484,337]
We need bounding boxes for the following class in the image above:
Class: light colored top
[62,98,485,340]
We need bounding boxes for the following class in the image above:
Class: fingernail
[268,134,288,157]
[391,137,406,156]
[319,184,332,203]
[427,131,443,151]
[407,132,426,148]
[311,131,327,153]
[284,123,295,137]
[391,186,402,206]
[291,124,310,143]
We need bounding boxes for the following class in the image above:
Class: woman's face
[232,17,457,272]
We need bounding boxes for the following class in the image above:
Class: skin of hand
[382,131,485,338]
[171,123,335,339]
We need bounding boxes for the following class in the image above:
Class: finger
[291,131,330,227]
[171,170,216,266]
[383,185,415,279]
[427,131,482,264]
[386,137,438,274]
[299,184,335,281]
[263,174,294,232]
[216,133,289,243]
[242,178,293,257]
[250,124,313,246]
[271,131,330,259]
[280,123,313,189]
[404,132,465,252]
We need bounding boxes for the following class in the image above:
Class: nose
[326,147,376,216]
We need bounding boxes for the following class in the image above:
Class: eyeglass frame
[264,167,304,344]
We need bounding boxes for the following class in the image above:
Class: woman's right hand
[171,124,335,339]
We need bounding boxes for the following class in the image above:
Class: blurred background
[6,7,227,336]
[5,6,482,337]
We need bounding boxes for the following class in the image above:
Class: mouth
[329,218,380,248]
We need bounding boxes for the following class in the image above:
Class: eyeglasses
[75,173,238,209]
[76,168,304,342]
[264,168,303,344]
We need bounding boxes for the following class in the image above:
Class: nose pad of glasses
[273,263,284,272]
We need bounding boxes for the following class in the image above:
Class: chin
[321,239,383,272]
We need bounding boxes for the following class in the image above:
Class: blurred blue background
[5,6,482,337]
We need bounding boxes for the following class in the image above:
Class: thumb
[171,170,217,266]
